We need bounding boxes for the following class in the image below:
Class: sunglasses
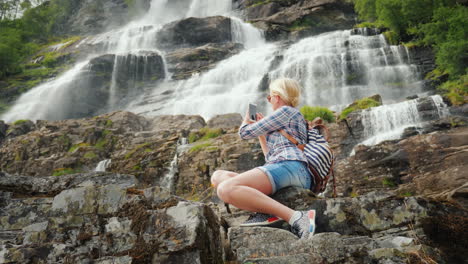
[267,94,279,102]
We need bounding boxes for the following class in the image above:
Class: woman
[210,78,315,239]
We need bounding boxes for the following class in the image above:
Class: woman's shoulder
[277,105,299,114]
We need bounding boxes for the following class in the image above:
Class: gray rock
[148,115,206,131]
[5,119,35,138]
[0,120,7,140]
[156,16,232,49]
[0,171,137,195]
[57,0,150,36]
[207,113,243,130]
[166,43,243,80]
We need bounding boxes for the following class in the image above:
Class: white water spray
[95,159,112,172]
[357,95,449,147]
[160,137,188,192]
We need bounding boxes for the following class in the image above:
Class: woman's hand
[243,109,254,124]
[256,113,264,121]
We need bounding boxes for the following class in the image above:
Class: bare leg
[211,170,238,187]
[216,168,295,222]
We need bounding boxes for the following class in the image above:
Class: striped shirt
[238,106,308,164]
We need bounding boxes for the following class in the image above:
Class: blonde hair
[269,78,301,107]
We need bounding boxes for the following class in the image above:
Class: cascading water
[1,0,439,143]
[2,61,91,121]
[160,137,188,192]
[269,30,421,111]
[357,95,448,147]
[1,0,235,122]
[95,159,112,172]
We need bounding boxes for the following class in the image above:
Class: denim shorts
[258,160,312,194]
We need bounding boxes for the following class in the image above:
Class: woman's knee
[211,170,224,187]
[216,181,234,203]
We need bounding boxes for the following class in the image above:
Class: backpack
[279,117,337,197]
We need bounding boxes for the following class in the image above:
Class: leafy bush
[438,74,468,106]
[300,106,335,123]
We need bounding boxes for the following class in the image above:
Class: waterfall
[431,94,449,118]
[1,61,91,122]
[95,159,112,172]
[358,95,449,147]
[270,31,421,111]
[231,17,265,49]
[2,0,430,124]
[135,44,278,118]
[160,137,188,192]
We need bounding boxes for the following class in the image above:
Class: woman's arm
[258,135,269,156]
[238,106,291,140]
[255,112,269,156]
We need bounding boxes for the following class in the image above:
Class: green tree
[419,5,468,77]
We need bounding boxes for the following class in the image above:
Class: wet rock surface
[55,0,151,36]
[236,0,356,41]
[156,16,233,49]
[166,43,244,80]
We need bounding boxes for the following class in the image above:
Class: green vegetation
[52,167,79,176]
[340,97,381,120]
[382,177,397,187]
[0,0,78,78]
[83,151,97,159]
[353,0,467,102]
[68,142,91,153]
[398,191,413,197]
[189,142,213,153]
[300,106,335,123]
[95,138,108,150]
[12,119,29,125]
[125,143,151,159]
[289,17,316,31]
[105,119,113,127]
[0,100,9,114]
[188,127,223,143]
[438,74,468,105]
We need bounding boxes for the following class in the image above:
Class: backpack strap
[279,130,305,151]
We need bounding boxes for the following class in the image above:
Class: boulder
[166,43,243,80]
[207,113,243,130]
[224,189,465,263]
[335,126,468,207]
[5,119,35,139]
[148,115,206,131]
[156,16,233,49]
[0,172,223,263]
[242,0,356,41]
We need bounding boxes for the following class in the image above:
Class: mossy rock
[340,95,383,120]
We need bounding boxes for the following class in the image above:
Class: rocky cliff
[1,0,467,263]
[1,101,467,263]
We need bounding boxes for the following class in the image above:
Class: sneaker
[291,210,316,239]
[240,212,284,227]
